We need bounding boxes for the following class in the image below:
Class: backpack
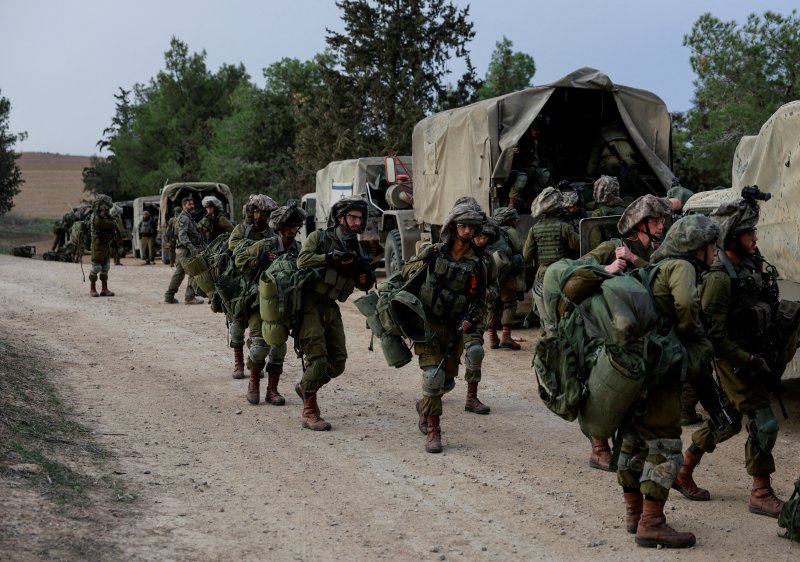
[259,252,317,348]
[779,477,800,542]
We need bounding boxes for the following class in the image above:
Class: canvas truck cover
[314,157,411,223]
[732,101,800,284]
[158,182,234,228]
[411,67,674,226]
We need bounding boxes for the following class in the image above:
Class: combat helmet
[479,218,501,246]
[244,194,278,223]
[593,175,624,206]
[710,197,759,249]
[667,185,695,208]
[650,214,719,262]
[92,194,113,214]
[561,191,579,208]
[329,195,369,233]
[440,201,486,243]
[270,200,307,231]
[202,195,223,211]
[493,206,519,226]
[530,186,563,218]
[617,194,673,236]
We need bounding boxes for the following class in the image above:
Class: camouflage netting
[651,214,719,262]
[270,201,307,231]
[617,194,673,235]
[493,207,519,225]
[593,176,624,207]
[242,194,278,224]
[479,218,500,245]
[561,191,579,208]
[710,197,759,248]
[530,187,563,218]
[667,186,695,208]
[440,202,486,243]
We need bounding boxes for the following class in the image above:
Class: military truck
[158,182,235,262]
[310,156,415,273]
[410,67,675,253]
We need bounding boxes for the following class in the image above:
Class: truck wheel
[385,229,404,277]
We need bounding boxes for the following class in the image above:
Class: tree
[294,0,479,172]
[476,37,536,100]
[0,90,27,217]
[679,10,800,189]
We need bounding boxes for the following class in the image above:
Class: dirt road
[1,254,799,561]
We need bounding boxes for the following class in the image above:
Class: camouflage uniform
[487,207,525,350]
[674,197,786,518]
[137,212,158,264]
[586,125,638,194]
[523,187,579,337]
[51,220,66,251]
[88,195,120,297]
[507,125,551,208]
[295,196,374,431]
[589,176,626,249]
[164,205,204,304]
[402,202,489,452]
[109,206,126,265]
[198,196,234,242]
[616,215,718,549]
[165,206,181,266]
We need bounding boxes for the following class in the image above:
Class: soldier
[589,175,627,249]
[88,195,120,297]
[486,207,525,350]
[164,197,204,305]
[560,189,585,233]
[295,195,375,431]
[461,216,499,416]
[109,204,126,266]
[198,195,234,242]
[522,187,579,337]
[580,194,675,472]
[402,202,489,453]
[672,197,786,518]
[586,123,638,195]
[51,219,66,252]
[506,119,552,209]
[616,214,718,549]
[165,206,181,266]
[230,195,285,405]
[137,210,158,265]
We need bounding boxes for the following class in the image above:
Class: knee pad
[308,357,330,381]
[229,322,245,347]
[641,438,683,490]
[248,337,269,365]
[513,173,528,190]
[751,407,779,454]
[442,378,456,394]
[267,342,287,364]
[422,367,445,397]
[463,341,484,372]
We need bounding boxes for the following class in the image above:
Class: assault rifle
[604,141,657,196]
[691,364,739,441]
[334,238,377,291]
[433,276,486,377]
[756,255,790,419]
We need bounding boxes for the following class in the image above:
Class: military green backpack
[258,252,317,348]
[779,477,800,542]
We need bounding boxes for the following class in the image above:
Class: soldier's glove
[747,354,772,378]
[326,250,354,267]
[258,251,277,267]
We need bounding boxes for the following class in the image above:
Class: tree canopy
[476,37,535,100]
[0,90,27,217]
[676,9,800,189]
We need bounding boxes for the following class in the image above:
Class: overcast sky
[2,0,797,156]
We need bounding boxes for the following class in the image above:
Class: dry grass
[13,152,91,219]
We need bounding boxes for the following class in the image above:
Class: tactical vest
[419,253,485,321]
[716,254,771,353]
[309,229,361,303]
[91,214,117,242]
[533,219,572,266]
[139,219,157,237]
[176,213,205,250]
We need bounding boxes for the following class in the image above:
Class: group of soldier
[68,171,795,550]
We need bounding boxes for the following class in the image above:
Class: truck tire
[385,229,404,277]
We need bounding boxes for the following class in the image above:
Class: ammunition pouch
[380,334,412,368]
[314,266,356,302]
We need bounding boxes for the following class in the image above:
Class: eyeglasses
[456,223,475,229]
[648,217,666,225]
[345,214,364,222]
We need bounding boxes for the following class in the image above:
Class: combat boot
[185,296,204,305]
[89,280,99,297]
[100,280,115,297]
[246,367,260,405]
[265,368,285,405]
[749,475,784,518]
[635,499,696,548]
[295,384,331,431]
[464,382,490,414]
[114,256,122,266]
[499,326,521,350]
[231,346,245,379]
[415,399,427,434]
[487,327,500,349]
[589,437,614,471]
[672,447,710,501]
[425,415,442,453]
[164,293,178,304]
[623,490,643,534]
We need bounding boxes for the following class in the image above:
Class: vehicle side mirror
[385,156,397,184]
